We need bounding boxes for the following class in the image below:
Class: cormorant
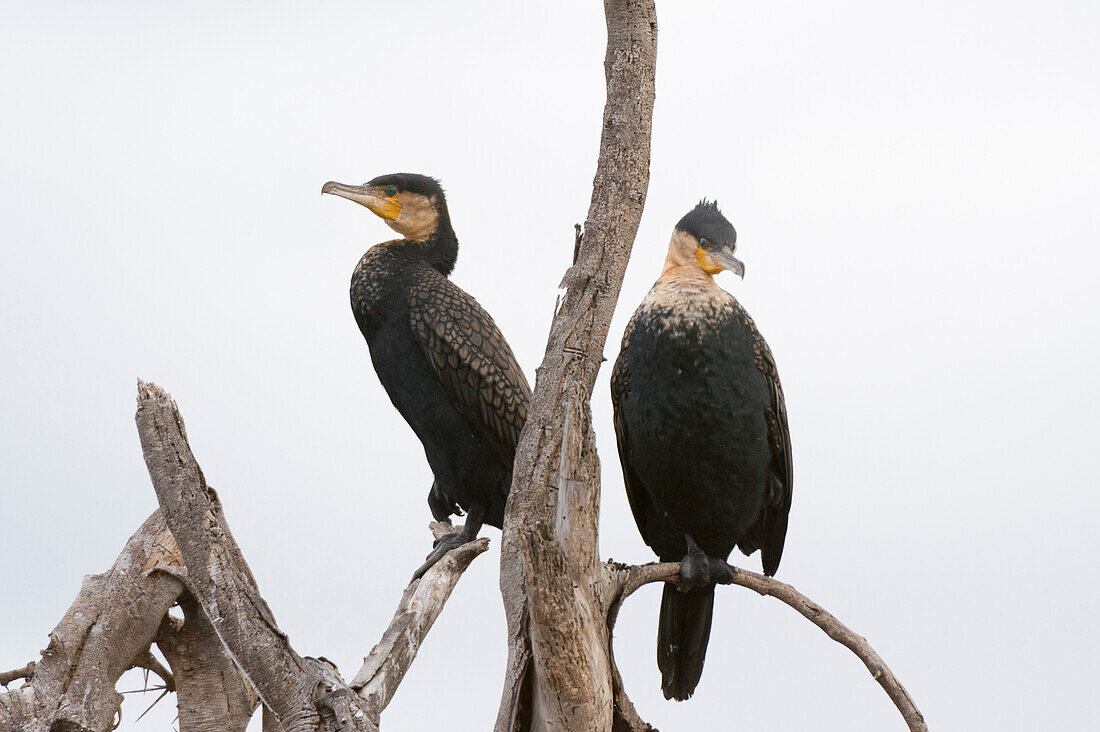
[322,173,531,577]
[610,201,793,700]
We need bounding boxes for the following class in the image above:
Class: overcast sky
[2,1,1098,730]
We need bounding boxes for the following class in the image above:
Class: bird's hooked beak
[696,246,745,279]
[321,181,402,221]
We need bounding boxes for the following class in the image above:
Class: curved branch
[605,562,928,732]
[128,649,175,693]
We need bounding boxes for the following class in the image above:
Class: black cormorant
[610,201,793,700]
[322,173,531,577]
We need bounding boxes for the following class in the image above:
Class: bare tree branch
[0,663,34,688]
[135,380,377,732]
[351,526,489,714]
[492,3,928,729]
[0,511,184,732]
[128,648,176,693]
[604,562,928,732]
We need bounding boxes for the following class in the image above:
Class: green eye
[699,237,710,250]
[385,185,397,197]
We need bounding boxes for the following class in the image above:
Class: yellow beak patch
[696,248,725,275]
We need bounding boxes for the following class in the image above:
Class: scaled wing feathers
[409,272,531,468]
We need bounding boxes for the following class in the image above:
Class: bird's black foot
[709,558,735,585]
[678,547,711,592]
[410,531,472,581]
[677,534,734,591]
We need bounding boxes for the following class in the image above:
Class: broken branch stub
[135,380,377,732]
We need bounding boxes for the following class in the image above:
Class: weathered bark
[496,0,657,730]
[156,595,259,732]
[134,381,485,731]
[135,380,377,732]
[0,664,35,688]
[0,511,184,732]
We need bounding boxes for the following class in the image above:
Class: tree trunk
[496,1,658,729]
[156,595,259,732]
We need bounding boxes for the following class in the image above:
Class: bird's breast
[637,278,731,335]
[625,281,765,405]
[350,247,409,335]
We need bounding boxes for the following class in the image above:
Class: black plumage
[610,201,792,700]
[323,173,531,575]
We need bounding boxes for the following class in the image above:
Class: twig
[608,561,928,732]
[120,686,168,694]
[135,688,171,723]
[0,662,34,687]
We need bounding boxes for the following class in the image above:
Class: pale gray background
[2,1,1098,730]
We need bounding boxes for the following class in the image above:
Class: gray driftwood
[155,594,259,732]
[0,512,184,731]
[0,385,490,732]
[350,525,489,713]
[136,380,375,732]
[134,381,490,732]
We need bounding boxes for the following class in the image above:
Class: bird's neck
[406,217,458,276]
[660,230,715,285]
[659,260,716,288]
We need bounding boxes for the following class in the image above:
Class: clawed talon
[433,531,465,549]
[709,558,735,584]
[678,548,711,592]
[676,535,734,591]
[411,532,470,581]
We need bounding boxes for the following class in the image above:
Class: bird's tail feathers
[657,583,715,701]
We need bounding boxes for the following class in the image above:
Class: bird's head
[322,173,448,241]
[665,200,743,279]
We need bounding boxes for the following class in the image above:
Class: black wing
[610,320,657,549]
[408,270,531,468]
[750,330,793,577]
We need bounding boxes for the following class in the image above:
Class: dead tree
[0,2,926,730]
